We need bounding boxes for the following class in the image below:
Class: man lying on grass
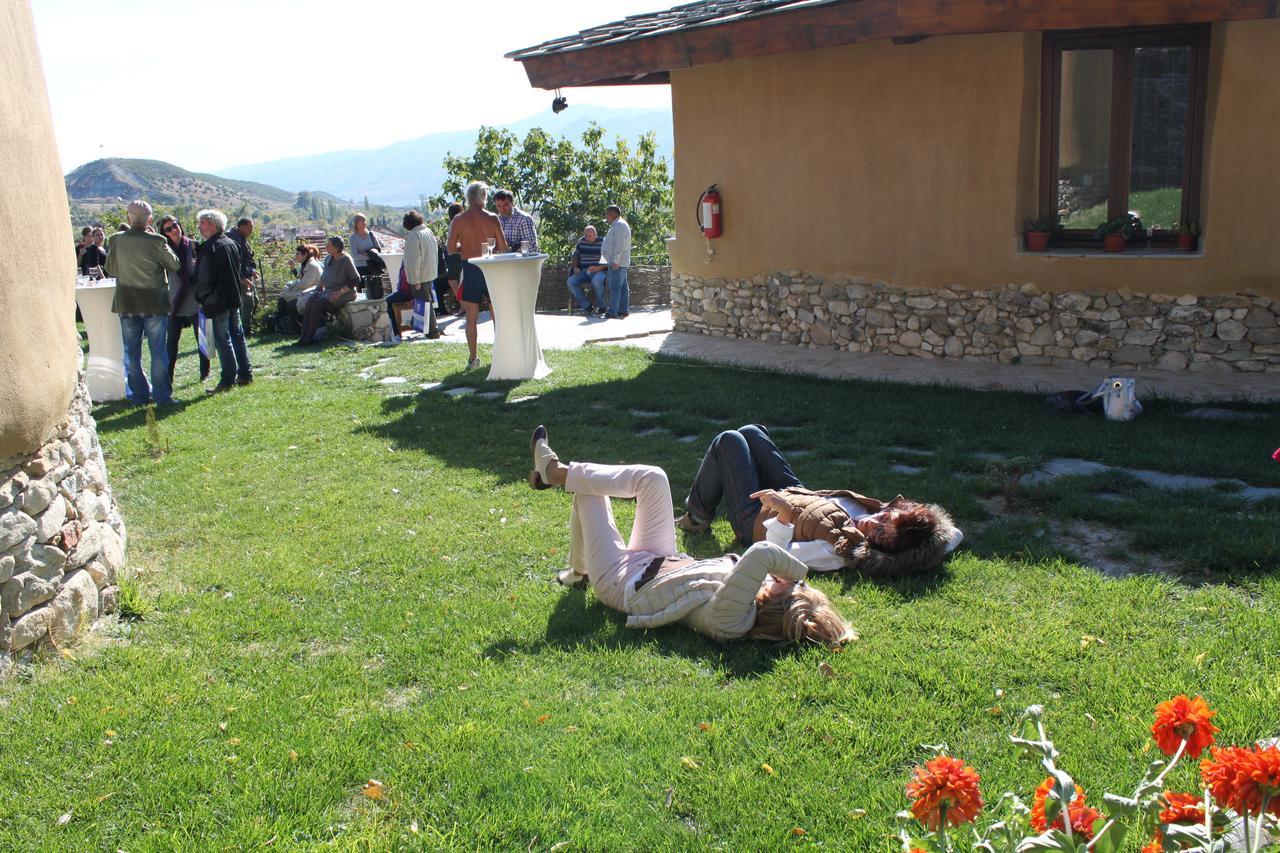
[529,426,856,649]
[676,425,963,577]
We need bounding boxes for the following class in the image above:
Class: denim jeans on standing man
[120,314,172,405]
[208,309,252,386]
[684,424,803,545]
[606,266,629,317]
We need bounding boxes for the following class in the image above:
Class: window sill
[1018,247,1205,259]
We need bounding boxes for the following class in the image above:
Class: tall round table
[468,253,550,381]
[380,252,403,289]
[74,279,126,402]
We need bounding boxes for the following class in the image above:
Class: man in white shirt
[599,204,632,319]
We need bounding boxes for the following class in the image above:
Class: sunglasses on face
[162,224,179,234]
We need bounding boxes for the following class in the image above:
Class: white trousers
[566,462,679,611]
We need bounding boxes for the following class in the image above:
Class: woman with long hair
[276,243,322,327]
[529,426,856,648]
[159,215,209,384]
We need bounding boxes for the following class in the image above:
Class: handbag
[1083,377,1142,421]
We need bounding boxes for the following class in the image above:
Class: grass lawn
[1,336,1278,850]
[1062,187,1184,231]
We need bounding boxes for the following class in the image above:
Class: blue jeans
[208,310,252,385]
[606,266,629,316]
[567,270,606,311]
[119,314,172,405]
[685,425,803,545]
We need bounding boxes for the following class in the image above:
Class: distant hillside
[65,158,302,210]
[217,106,674,206]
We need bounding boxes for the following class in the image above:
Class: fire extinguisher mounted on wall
[697,184,722,238]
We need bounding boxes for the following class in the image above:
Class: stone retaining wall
[671,272,1280,373]
[537,264,672,311]
[1,377,124,674]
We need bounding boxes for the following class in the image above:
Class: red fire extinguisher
[697,184,722,238]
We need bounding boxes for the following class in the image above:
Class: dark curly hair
[866,500,938,552]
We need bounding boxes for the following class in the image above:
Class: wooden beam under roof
[512,0,1280,89]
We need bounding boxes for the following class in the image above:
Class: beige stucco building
[513,0,1280,374]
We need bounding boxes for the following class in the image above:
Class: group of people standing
[565,207,632,319]
[98,200,253,404]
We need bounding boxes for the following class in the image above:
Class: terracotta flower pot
[1025,231,1051,252]
[1176,232,1196,251]
[1103,233,1126,252]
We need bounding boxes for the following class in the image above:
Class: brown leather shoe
[674,512,710,534]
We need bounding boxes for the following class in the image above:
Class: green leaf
[1088,816,1126,853]
[1015,829,1077,852]
[1101,793,1139,816]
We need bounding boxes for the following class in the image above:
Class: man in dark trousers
[195,209,252,392]
[227,217,259,333]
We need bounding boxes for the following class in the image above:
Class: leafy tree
[310,197,322,220]
[362,194,370,212]
[431,123,673,264]
[295,191,311,210]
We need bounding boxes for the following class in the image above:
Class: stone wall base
[1,377,124,673]
[671,271,1280,373]
[336,298,392,343]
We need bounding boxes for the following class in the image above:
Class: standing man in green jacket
[105,200,180,405]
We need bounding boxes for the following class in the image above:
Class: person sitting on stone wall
[676,425,962,577]
[528,425,857,648]
[104,200,181,406]
[566,224,607,315]
[298,236,359,346]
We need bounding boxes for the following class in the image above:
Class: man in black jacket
[196,209,253,392]
[227,217,259,333]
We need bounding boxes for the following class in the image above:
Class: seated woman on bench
[676,425,962,577]
[529,426,856,648]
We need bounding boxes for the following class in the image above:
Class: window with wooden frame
[1039,26,1210,248]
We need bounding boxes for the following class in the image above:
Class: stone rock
[905,296,937,310]
[1248,326,1280,345]
[1123,329,1160,346]
[1215,320,1247,341]
[48,570,99,645]
[1,572,57,615]
[1168,305,1212,325]
[1154,351,1188,372]
[1029,324,1056,346]
[20,477,55,516]
[100,585,119,614]
[85,560,114,589]
[944,336,964,358]
[69,521,103,569]
[33,495,66,542]
[898,330,922,349]
[865,308,894,328]
[28,544,66,581]
[9,606,54,651]
[0,507,37,552]
[976,304,998,325]
[808,322,831,346]
[23,455,53,478]
[0,554,13,585]
[1052,292,1091,312]
[0,471,28,511]
[1112,345,1152,364]
[1074,330,1101,346]
[1243,307,1274,328]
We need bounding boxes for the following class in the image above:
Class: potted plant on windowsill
[1095,213,1143,252]
[1175,221,1200,251]
[1023,215,1058,252]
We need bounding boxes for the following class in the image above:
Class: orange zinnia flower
[1160,791,1207,825]
[1202,745,1280,817]
[1030,776,1101,840]
[1152,695,1219,758]
[905,755,984,831]
[1140,834,1162,853]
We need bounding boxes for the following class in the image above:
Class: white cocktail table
[468,253,550,381]
[74,279,126,402]
[380,252,403,289]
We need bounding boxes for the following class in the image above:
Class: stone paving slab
[415,309,673,353]
[604,324,1280,403]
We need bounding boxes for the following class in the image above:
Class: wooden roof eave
[512,0,1280,89]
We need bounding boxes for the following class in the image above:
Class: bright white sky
[31,0,674,174]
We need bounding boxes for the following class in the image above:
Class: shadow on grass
[483,587,798,680]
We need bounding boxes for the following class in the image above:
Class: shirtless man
[445,181,508,371]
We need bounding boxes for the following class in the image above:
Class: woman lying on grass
[529,426,856,648]
[676,425,962,578]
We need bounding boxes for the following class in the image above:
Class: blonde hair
[749,582,856,649]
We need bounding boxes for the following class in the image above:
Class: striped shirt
[573,236,603,269]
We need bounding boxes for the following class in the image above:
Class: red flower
[1140,835,1162,853]
[905,755,984,831]
[1152,695,1219,758]
[1272,447,1280,462]
[1030,776,1101,840]
[1160,791,1207,825]
[1202,745,1280,817]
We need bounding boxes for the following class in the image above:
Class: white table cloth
[74,279,126,402]
[380,252,403,289]
[468,253,550,381]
